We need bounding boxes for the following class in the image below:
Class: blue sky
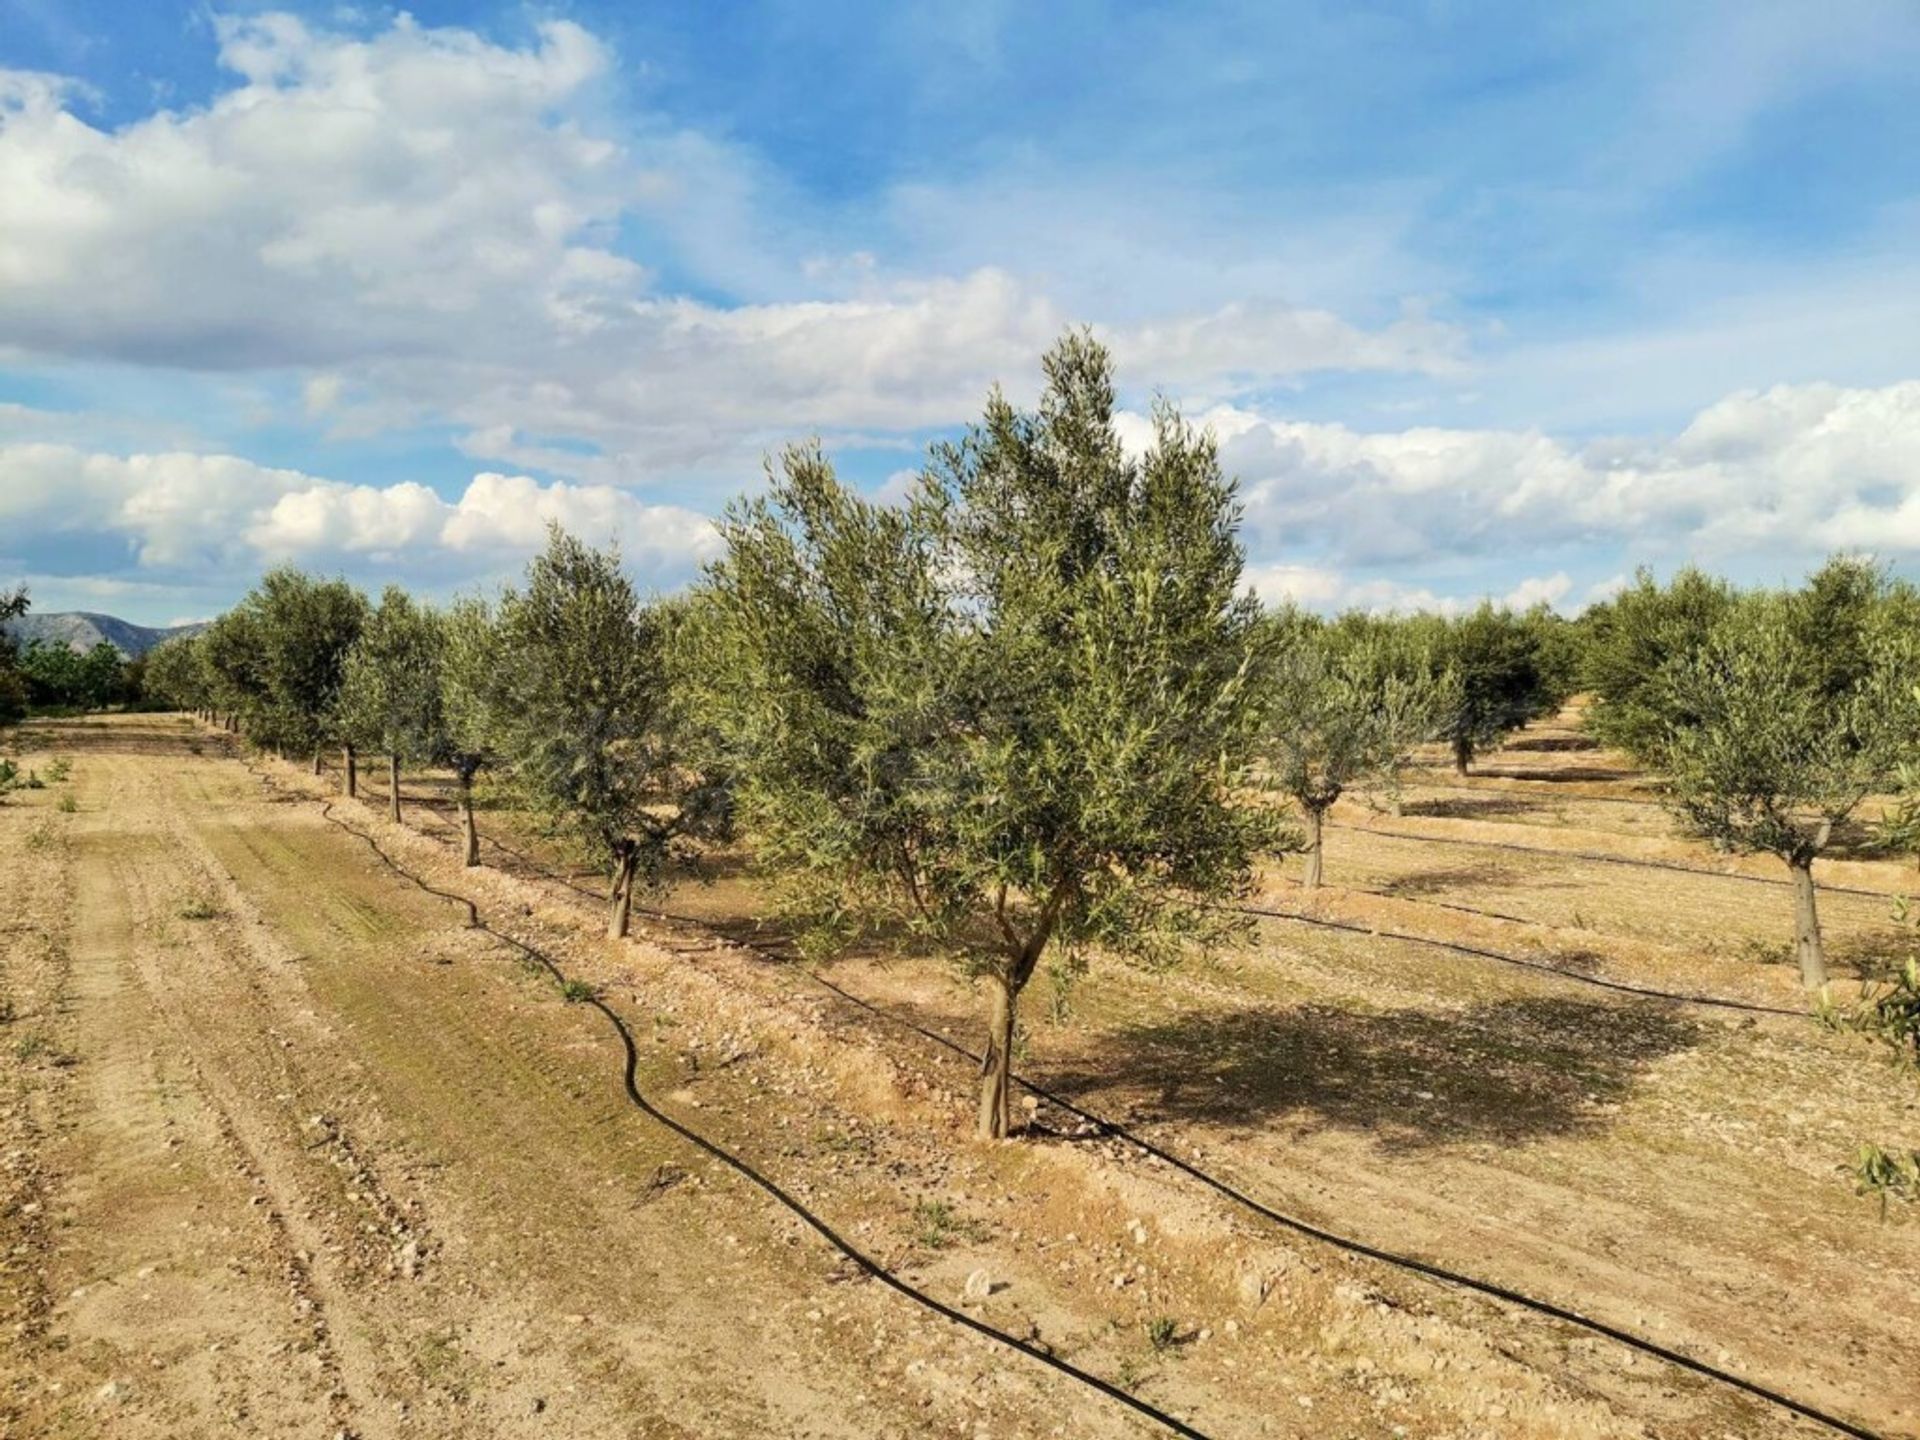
[3,1,1919,622]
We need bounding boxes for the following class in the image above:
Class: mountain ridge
[3,610,207,659]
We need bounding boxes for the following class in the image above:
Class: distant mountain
[3,611,207,659]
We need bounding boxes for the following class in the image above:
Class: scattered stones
[963,1268,993,1301]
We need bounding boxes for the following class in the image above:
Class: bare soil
[3,711,1916,1439]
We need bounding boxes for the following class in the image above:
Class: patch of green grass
[913,1198,989,1250]
[23,819,58,852]
[55,794,77,814]
[1145,1315,1181,1353]
[560,977,597,1003]
[44,757,71,783]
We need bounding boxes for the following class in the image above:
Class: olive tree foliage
[1582,566,1737,763]
[0,587,29,728]
[436,596,502,866]
[1658,580,1920,991]
[1414,603,1554,774]
[1259,610,1454,887]
[197,606,270,736]
[493,527,728,939]
[210,569,367,760]
[699,334,1279,1139]
[143,634,209,716]
[338,587,445,824]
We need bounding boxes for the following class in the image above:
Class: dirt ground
[3,711,1916,1439]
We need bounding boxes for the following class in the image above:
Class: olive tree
[494,527,727,938]
[227,569,366,763]
[1260,613,1453,888]
[1421,603,1553,774]
[1660,587,1920,990]
[198,607,270,737]
[701,334,1276,1139]
[436,596,501,865]
[143,634,203,717]
[338,587,444,824]
[1582,566,1736,762]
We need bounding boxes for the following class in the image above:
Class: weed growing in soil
[178,892,222,921]
[1145,1316,1181,1353]
[44,757,71,783]
[560,978,596,1003]
[55,794,77,813]
[913,1199,988,1250]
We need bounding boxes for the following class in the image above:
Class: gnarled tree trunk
[312,748,323,776]
[1788,854,1826,991]
[387,753,402,824]
[607,841,637,939]
[342,743,357,798]
[1453,733,1472,775]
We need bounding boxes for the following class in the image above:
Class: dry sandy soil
[2,711,1916,1440]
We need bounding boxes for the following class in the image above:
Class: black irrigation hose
[710,936,1884,1440]
[250,762,1214,1440]
[1329,820,1902,902]
[1225,902,1810,1020]
[249,752,1883,1440]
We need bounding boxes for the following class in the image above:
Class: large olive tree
[701,334,1277,1139]
[1660,581,1920,990]
[494,527,727,938]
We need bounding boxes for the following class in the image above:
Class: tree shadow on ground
[1045,996,1701,1153]
[1401,795,1537,821]
[1467,765,1638,783]
[1373,862,1530,898]
[1503,735,1600,753]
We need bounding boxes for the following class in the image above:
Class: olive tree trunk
[387,753,402,824]
[458,771,480,867]
[607,842,637,939]
[312,749,323,776]
[977,973,1021,1140]
[1788,855,1827,991]
[1453,733,1472,775]
[1301,805,1326,890]
[342,743,357,798]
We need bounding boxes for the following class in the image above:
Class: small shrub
[560,978,597,1003]
[13,1034,51,1063]
[1145,1316,1181,1353]
[178,893,222,921]
[55,794,77,814]
[1853,1143,1920,1217]
[44,757,71,783]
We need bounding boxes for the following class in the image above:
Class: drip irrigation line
[244,750,1881,1440]
[1328,821,1902,902]
[248,762,1215,1439]
[1224,902,1809,1020]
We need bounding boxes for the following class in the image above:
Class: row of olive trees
[146,541,731,941]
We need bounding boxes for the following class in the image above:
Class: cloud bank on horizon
[2,2,1918,623]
